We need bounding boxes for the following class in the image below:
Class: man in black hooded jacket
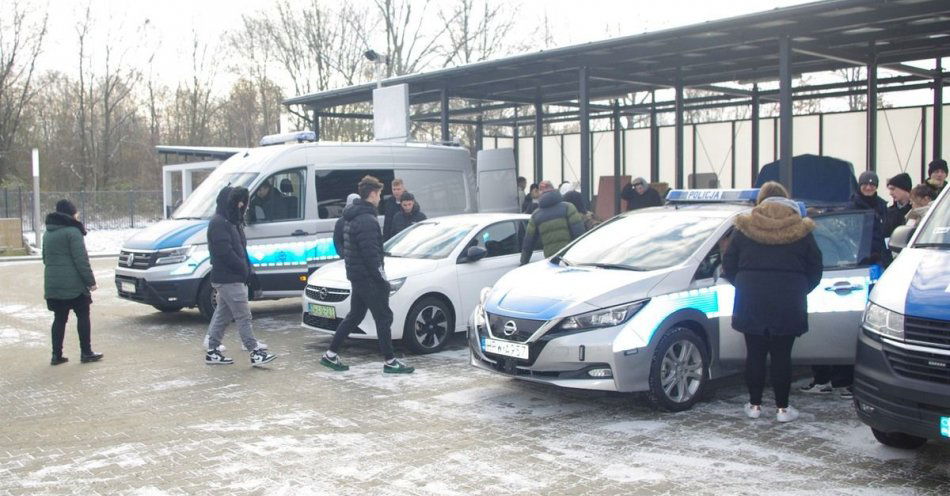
[320,175,414,374]
[204,186,276,367]
[850,171,889,266]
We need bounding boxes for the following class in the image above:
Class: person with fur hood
[42,199,102,365]
[723,182,823,423]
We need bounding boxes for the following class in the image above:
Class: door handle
[824,281,863,293]
[291,230,310,236]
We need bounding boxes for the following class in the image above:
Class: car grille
[486,313,546,343]
[301,313,364,334]
[305,285,350,302]
[119,250,155,269]
[904,316,950,349]
[884,341,950,385]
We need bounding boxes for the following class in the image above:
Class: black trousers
[329,280,395,360]
[744,333,797,409]
[48,295,92,356]
[812,365,854,388]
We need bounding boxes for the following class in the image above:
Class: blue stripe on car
[155,221,209,250]
[903,251,950,322]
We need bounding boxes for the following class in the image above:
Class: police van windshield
[560,211,725,271]
[914,195,950,248]
[384,222,475,259]
[172,171,259,220]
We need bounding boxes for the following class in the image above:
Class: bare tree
[438,0,519,67]
[369,0,459,77]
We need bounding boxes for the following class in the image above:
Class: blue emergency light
[259,131,317,147]
[666,188,760,203]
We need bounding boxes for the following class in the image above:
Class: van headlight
[863,303,904,340]
[388,277,406,296]
[558,301,646,331]
[155,246,193,265]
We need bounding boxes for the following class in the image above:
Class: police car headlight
[559,301,646,331]
[863,303,904,340]
[155,246,193,265]
[388,277,406,296]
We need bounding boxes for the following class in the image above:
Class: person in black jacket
[321,176,414,374]
[850,171,889,266]
[723,182,823,423]
[621,177,663,211]
[389,192,426,238]
[883,172,912,238]
[382,178,406,241]
[333,193,361,257]
[204,186,276,367]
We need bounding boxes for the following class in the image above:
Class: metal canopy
[283,0,950,111]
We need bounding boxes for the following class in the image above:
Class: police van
[854,185,950,449]
[114,132,517,319]
[469,183,876,411]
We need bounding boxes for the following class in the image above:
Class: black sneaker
[383,359,414,374]
[205,349,234,365]
[80,352,103,363]
[250,348,277,367]
[799,382,832,394]
[51,355,68,366]
[320,353,349,371]
[838,387,854,400]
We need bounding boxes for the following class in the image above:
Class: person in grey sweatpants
[203,186,276,367]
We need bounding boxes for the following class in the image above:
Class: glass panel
[915,194,950,247]
[172,171,258,220]
[812,211,872,268]
[398,170,468,218]
[314,169,395,220]
[249,168,306,223]
[384,221,474,259]
[471,221,519,258]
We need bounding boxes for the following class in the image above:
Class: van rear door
[476,148,519,213]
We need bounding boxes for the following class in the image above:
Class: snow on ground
[23,226,147,255]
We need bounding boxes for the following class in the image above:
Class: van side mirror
[889,225,914,253]
[465,245,488,263]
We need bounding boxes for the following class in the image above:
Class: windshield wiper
[913,243,950,249]
[173,216,204,220]
[553,255,572,266]
[578,262,644,271]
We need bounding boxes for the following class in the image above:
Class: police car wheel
[404,297,453,355]
[647,326,708,412]
[870,428,927,449]
[197,280,217,322]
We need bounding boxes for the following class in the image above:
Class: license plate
[120,281,136,294]
[482,337,529,360]
[309,303,336,319]
[941,417,949,438]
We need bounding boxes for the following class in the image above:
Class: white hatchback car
[302,213,542,354]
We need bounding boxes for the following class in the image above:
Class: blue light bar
[259,131,317,147]
[666,188,759,203]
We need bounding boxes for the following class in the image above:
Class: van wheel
[152,305,182,313]
[646,326,708,412]
[197,280,217,322]
[404,297,453,354]
[871,428,927,449]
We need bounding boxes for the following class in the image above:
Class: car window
[398,170,468,217]
[470,221,520,258]
[515,219,540,252]
[914,194,950,247]
[315,169,395,219]
[384,221,475,259]
[172,171,258,220]
[694,231,731,280]
[248,168,306,224]
[811,210,873,268]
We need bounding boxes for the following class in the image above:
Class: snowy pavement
[0,258,948,495]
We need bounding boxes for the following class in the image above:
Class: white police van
[854,185,950,449]
[469,188,876,411]
[115,132,517,319]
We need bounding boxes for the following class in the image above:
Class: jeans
[330,280,395,360]
[744,333,797,409]
[206,283,258,352]
[49,296,92,356]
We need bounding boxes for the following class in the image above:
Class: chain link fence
[0,189,163,232]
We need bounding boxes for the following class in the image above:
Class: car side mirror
[889,225,914,253]
[465,245,488,263]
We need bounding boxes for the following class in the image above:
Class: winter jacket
[850,192,889,265]
[333,216,345,258]
[390,204,427,238]
[382,196,400,241]
[722,202,823,337]
[621,184,663,211]
[208,187,251,284]
[884,201,911,238]
[522,196,539,214]
[925,178,946,201]
[341,199,386,285]
[520,190,586,265]
[42,213,96,300]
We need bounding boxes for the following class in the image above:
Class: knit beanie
[929,159,948,176]
[886,172,912,193]
[858,171,879,187]
[55,199,77,216]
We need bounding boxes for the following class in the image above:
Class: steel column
[867,55,878,172]
[675,78,685,189]
[613,100,622,215]
[921,106,928,182]
[579,66,591,202]
[752,84,760,186]
[534,93,544,184]
[779,36,793,192]
[650,92,659,183]
[475,116,484,151]
[935,58,943,162]
[731,120,736,188]
[440,87,450,142]
[312,106,320,140]
[513,108,520,169]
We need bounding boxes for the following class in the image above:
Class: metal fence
[0,189,163,232]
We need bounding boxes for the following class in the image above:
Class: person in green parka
[42,199,101,365]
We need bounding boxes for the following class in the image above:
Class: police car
[854,185,950,448]
[469,188,876,411]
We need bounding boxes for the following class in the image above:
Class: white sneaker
[799,382,832,394]
[776,406,800,423]
[744,403,762,419]
[203,335,226,352]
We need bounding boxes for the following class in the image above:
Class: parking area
[1,258,948,495]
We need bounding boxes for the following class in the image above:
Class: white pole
[32,148,41,249]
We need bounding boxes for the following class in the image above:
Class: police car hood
[485,260,674,320]
[308,257,439,286]
[871,248,950,321]
[122,220,208,250]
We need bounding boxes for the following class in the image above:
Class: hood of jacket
[733,201,815,245]
[215,186,248,224]
[538,190,564,208]
[343,198,378,221]
[44,212,87,236]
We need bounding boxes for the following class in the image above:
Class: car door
[476,148,519,213]
[792,209,874,364]
[455,220,539,322]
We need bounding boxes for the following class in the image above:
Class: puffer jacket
[208,187,251,284]
[341,199,386,285]
[390,203,427,238]
[850,192,889,264]
[722,201,823,336]
[42,213,96,300]
[520,190,585,264]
